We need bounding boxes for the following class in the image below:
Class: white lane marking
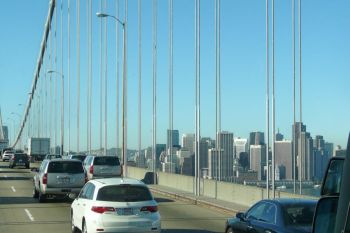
[24,209,35,221]
[11,186,16,192]
[4,175,7,178]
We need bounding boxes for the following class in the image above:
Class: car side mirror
[236,212,245,221]
[312,196,339,233]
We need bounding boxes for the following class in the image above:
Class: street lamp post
[47,70,64,156]
[96,11,127,177]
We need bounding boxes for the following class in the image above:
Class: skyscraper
[199,138,209,169]
[249,131,265,146]
[181,133,195,153]
[293,122,314,181]
[217,131,234,180]
[276,130,284,141]
[208,148,224,179]
[275,140,293,180]
[249,144,267,180]
[234,137,248,159]
[167,129,179,152]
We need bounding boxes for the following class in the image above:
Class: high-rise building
[167,129,179,150]
[234,137,248,159]
[202,137,215,149]
[181,134,195,153]
[324,142,334,157]
[199,138,209,170]
[217,131,234,180]
[275,140,293,180]
[249,132,265,146]
[249,144,267,180]
[276,130,284,141]
[208,148,224,179]
[293,122,314,181]
[180,154,195,176]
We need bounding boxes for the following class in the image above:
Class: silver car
[83,155,122,180]
[33,159,86,202]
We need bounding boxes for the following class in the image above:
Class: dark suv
[9,153,30,169]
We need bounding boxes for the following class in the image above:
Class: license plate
[122,208,133,215]
[59,178,70,184]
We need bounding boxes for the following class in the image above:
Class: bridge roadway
[0,161,241,233]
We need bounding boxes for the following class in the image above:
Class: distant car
[83,155,122,180]
[67,154,87,162]
[44,154,62,160]
[9,153,30,169]
[225,199,317,233]
[2,151,14,162]
[71,178,161,233]
[33,159,86,202]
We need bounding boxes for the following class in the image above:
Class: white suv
[83,155,122,180]
[71,178,161,233]
[2,151,13,162]
[33,159,86,202]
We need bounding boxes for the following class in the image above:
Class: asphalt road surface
[0,161,231,233]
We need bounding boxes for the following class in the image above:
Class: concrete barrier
[127,166,316,207]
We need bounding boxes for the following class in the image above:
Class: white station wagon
[71,178,161,233]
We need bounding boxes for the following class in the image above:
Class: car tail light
[140,206,158,213]
[91,206,115,214]
[89,165,94,174]
[42,173,48,185]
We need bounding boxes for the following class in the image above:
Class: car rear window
[47,161,84,173]
[96,185,152,202]
[72,155,87,161]
[15,154,28,160]
[94,157,120,166]
[283,202,316,226]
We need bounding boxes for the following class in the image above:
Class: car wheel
[82,219,88,233]
[38,192,46,203]
[226,227,234,233]
[33,187,39,198]
[71,212,78,233]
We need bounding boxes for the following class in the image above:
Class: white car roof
[89,178,145,188]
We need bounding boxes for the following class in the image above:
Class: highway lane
[0,161,231,233]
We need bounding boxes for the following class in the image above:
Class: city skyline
[0,0,349,152]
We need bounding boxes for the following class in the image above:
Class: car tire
[33,188,39,198]
[71,212,78,233]
[226,227,234,233]
[82,219,88,233]
[38,192,46,203]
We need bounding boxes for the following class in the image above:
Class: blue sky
[0,0,349,151]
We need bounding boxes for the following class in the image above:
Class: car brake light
[140,206,158,212]
[91,206,115,214]
[89,165,94,174]
[43,173,48,185]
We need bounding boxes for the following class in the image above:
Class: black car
[225,198,317,233]
[9,153,30,169]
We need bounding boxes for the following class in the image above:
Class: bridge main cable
[12,0,56,148]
